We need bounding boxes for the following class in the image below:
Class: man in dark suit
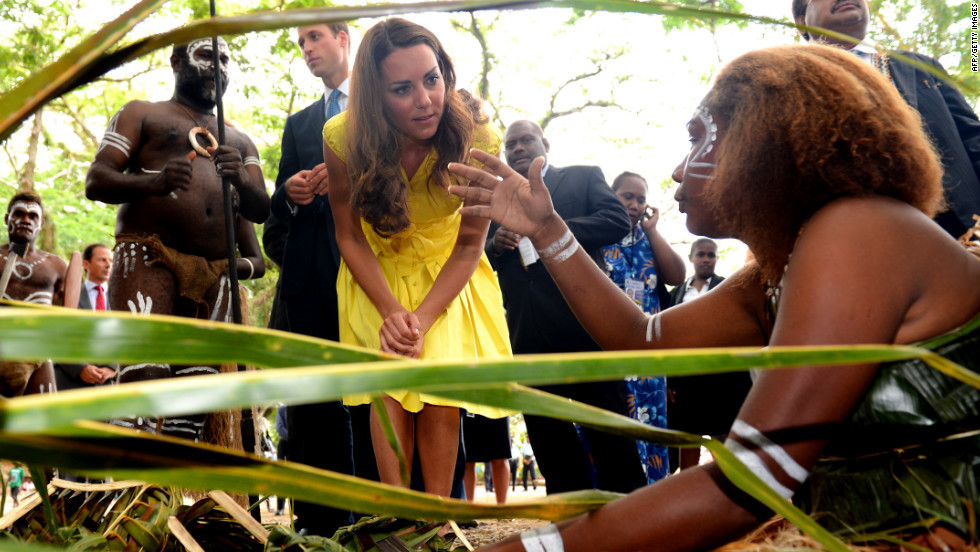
[793,0,979,239]
[665,238,749,471]
[487,119,645,495]
[55,243,117,391]
[263,22,358,537]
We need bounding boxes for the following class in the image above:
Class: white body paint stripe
[725,437,796,500]
[520,525,564,552]
[104,131,132,147]
[118,363,170,378]
[174,366,219,376]
[19,291,53,304]
[645,312,663,343]
[730,420,809,483]
[209,275,229,321]
[99,132,132,155]
[550,239,579,263]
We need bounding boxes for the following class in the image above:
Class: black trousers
[521,456,537,489]
[509,457,519,489]
[283,278,354,536]
[523,380,647,495]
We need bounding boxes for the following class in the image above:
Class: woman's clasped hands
[379,308,423,359]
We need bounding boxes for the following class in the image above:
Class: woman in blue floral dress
[602,172,686,482]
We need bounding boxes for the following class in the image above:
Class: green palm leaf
[0,421,623,522]
[0,0,166,142]
[2,308,975,435]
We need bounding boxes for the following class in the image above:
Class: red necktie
[95,284,106,311]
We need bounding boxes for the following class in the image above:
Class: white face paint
[186,38,230,78]
[7,201,43,241]
[9,202,42,218]
[683,105,719,179]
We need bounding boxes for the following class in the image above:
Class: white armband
[725,420,809,500]
[645,312,662,343]
[520,524,564,552]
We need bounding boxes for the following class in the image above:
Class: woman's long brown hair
[346,18,474,237]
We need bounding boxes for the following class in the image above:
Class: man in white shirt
[667,238,752,471]
[55,243,116,390]
[668,238,723,306]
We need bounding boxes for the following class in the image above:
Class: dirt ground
[259,481,551,549]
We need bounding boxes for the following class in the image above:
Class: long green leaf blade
[0,347,940,433]
[0,422,619,522]
[0,0,167,141]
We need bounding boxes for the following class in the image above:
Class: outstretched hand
[448,150,559,241]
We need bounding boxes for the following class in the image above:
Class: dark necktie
[95,284,106,311]
[326,88,342,121]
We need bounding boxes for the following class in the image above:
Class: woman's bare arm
[413,212,490,334]
[449,151,766,352]
[324,143,419,354]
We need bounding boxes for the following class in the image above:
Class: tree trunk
[19,107,43,192]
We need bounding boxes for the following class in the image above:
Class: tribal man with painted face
[0,192,66,397]
[85,38,270,440]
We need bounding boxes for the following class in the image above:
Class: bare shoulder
[796,197,960,261]
[789,196,980,342]
[224,124,257,151]
[805,196,923,231]
[114,99,161,118]
[44,251,68,272]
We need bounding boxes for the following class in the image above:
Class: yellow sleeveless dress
[323,113,512,419]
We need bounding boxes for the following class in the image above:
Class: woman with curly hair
[323,18,510,499]
[449,44,980,551]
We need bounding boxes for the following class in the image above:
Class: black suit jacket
[486,165,630,354]
[889,51,980,238]
[265,96,342,301]
[55,284,116,390]
[667,274,725,308]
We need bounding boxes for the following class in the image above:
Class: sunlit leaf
[0,0,166,142]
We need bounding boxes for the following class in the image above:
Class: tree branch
[55,98,98,150]
[540,100,620,131]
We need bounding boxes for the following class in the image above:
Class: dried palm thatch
[717,515,979,552]
[0,479,269,550]
[0,479,465,551]
[958,214,980,261]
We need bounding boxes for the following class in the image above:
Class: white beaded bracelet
[520,524,565,552]
[243,258,255,280]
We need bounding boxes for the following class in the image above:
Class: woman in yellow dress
[322,18,511,498]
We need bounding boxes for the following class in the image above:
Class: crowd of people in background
[1,0,978,549]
